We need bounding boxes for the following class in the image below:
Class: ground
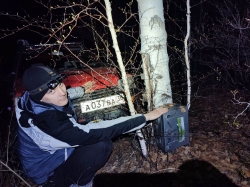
[94,87,250,187]
[2,87,250,187]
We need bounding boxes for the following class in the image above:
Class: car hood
[14,67,120,98]
[61,67,120,91]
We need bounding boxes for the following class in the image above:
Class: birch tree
[184,0,191,109]
[137,0,172,110]
[104,0,148,157]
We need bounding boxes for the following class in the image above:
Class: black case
[153,104,189,152]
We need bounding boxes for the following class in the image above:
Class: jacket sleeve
[35,111,146,148]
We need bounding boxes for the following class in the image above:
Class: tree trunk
[104,0,148,157]
[184,0,191,109]
[138,0,172,109]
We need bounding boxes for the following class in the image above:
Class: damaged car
[13,40,136,124]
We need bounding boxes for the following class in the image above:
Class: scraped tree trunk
[138,0,172,109]
[104,0,148,157]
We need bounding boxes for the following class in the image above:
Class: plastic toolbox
[153,104,189,152]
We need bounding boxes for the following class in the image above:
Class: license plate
[80,94,125,113]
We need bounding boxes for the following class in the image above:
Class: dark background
[0,0,250,186]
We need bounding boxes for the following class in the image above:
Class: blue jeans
[44,140,113,187]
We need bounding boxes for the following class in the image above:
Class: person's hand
[143,107,169,121]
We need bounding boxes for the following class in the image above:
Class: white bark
[138,0,172,109]
[104,0,148,157]
[184,0,191,109]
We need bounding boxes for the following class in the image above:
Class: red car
[13,40,135,124]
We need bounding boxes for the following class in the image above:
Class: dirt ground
[93,87,250,187]
[3,87,250,187]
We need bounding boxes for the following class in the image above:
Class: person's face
[41,82,68,106]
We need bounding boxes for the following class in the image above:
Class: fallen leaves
[240,167,250,178]
[160,154,168,162]
[96,88,250,187]
[231,155,239,162]
[243,170,250,178]
[150,152,158,163]
[241,181,248,185]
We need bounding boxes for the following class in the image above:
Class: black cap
[22,65,61,101]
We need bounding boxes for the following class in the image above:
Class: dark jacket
[16,91,146,185]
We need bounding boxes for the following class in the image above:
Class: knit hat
[22,65,64,101]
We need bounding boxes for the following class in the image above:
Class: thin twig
[0,160,32,187]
